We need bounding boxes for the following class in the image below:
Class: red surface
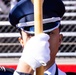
[0,64,76,72]
[58,64,76,72]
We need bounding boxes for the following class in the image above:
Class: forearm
[16,61,34,74]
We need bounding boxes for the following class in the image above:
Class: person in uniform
[0,0,76,75]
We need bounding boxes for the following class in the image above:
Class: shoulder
[58,68,76,75]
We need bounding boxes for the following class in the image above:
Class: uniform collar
[44,63,57,75]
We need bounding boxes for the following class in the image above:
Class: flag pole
[34,0,44,75]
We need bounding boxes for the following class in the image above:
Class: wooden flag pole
[34,0,43,35]
[34,0,44,75]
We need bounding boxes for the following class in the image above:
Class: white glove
[19,33,50,70]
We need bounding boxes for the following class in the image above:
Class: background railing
[0,0,76,57]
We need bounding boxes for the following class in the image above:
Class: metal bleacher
[0,0,76,57]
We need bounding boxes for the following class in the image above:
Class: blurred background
[0,0,76,67]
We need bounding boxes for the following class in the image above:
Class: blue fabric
[44,65,58,75]
[9,0,34,26]
[0,71,13,75]
[0,67,14,75]
[44,73,48,75]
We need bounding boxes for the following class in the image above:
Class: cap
[9,0,65,34]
